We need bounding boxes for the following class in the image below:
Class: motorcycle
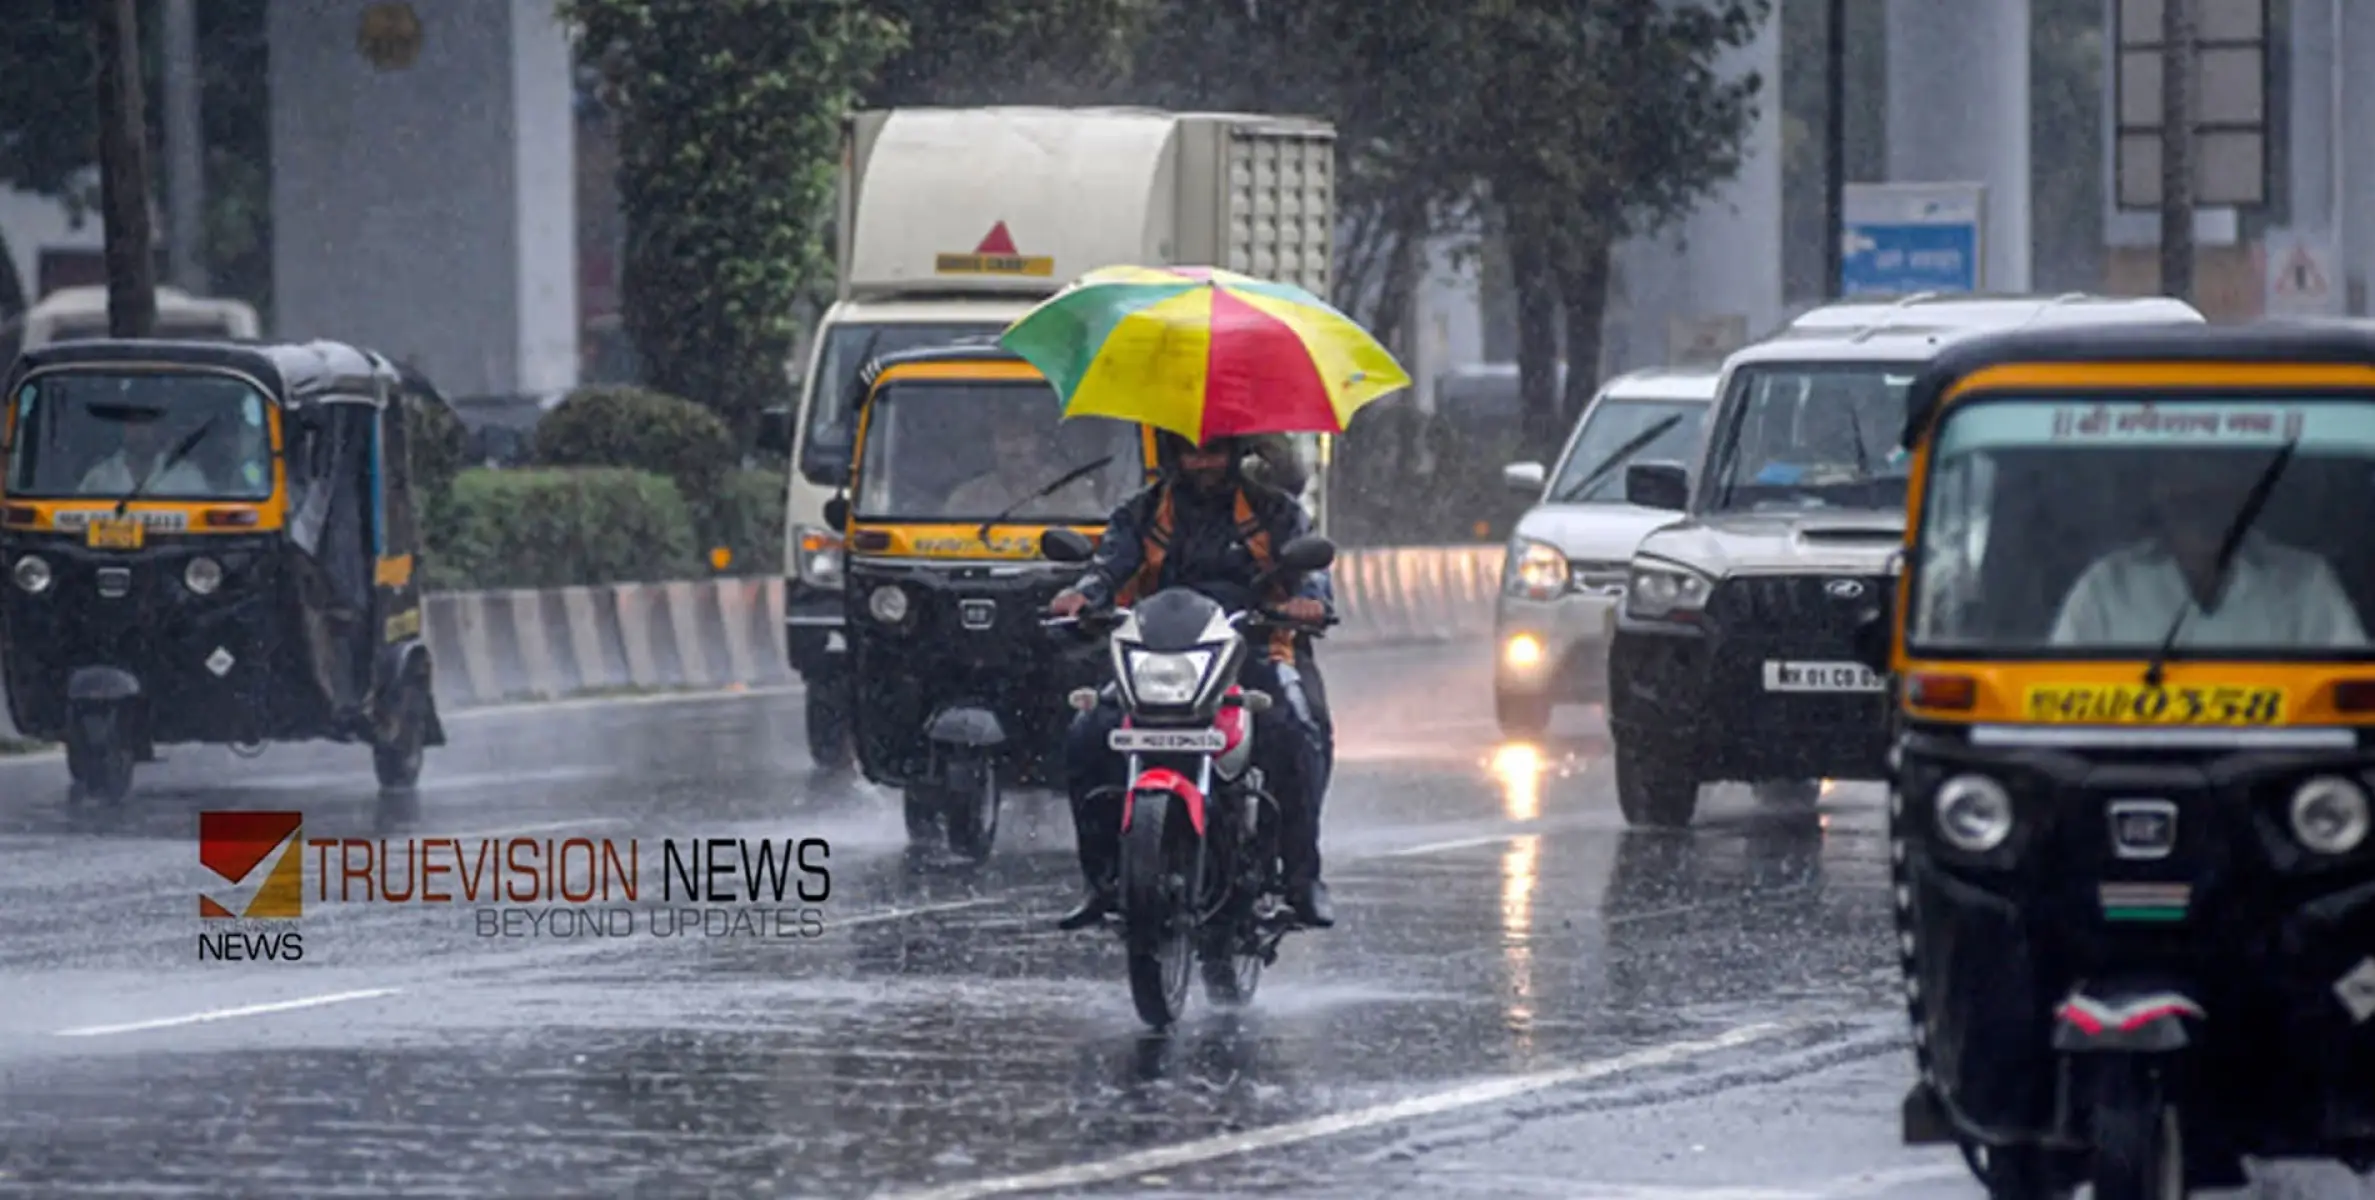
[1039,526,1336,1029]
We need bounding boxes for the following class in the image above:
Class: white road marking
[437,816,627,840]
[831,897,1002,928]
[1370,832,1526,858]
[53,987,402,1038]
[873,1020,1803,1200]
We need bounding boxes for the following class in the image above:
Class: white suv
[1493,367,1720,737]
[1604,293,2206,828]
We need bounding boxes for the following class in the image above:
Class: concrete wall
[268,0,578,396]
[1885,0,2031,293]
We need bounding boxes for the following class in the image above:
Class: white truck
[762,106,1339,771]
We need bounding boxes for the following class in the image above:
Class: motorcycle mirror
[1274,535,1336,573]
[1040,527,1095,563]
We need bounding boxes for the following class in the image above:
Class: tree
[1477,1,1774,446]
[0,1,101,318]
[861,0,1153,107]
[563,0,903,441]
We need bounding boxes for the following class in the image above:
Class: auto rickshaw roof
[856,341,1034,395]
[1900,319,2375,448]
[10,337,409,408]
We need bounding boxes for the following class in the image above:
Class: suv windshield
[1546,398,1706,504]
[799,321,1005,485]
[5,370,275,500]
[1707,363,1911,512]
[1909,395,2375,656]
[854,379,1142,523]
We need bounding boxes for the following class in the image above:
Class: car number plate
[1762,660,1883,692]
[2023,683,2285,726]
[85,516,145,550]
[1109,727,1227,753]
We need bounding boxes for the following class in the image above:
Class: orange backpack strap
[1113,486,1174,606]
[1234,490,1296,664]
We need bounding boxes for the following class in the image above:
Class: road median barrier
[0,545,1505,726]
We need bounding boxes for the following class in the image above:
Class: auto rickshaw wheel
[2091,1062,2184,1200]
[1962,1142,2076,1200]
[66,726,135,807]
[943,756,1000,862]
[373,676,428,790]
[805,683,854,774]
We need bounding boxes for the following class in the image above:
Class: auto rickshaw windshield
[853,378,1142,524]
[5,370,274,501]
[1908,393,2375,656]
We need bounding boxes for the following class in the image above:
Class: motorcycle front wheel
[1121,790,1197,1029]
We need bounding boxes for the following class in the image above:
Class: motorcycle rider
[1047,430,1338,930]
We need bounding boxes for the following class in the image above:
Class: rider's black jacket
[1067,478,1335,614]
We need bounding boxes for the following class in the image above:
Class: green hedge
[422,468,701,592]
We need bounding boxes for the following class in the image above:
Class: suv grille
[1710,575,1887,636]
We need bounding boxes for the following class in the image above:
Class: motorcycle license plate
[1109,727,1226,753]
[85,516,144,550]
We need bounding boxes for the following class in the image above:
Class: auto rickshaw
[1855,320,2375,1198]
[1,338,447,804]
[823,342,1156,860]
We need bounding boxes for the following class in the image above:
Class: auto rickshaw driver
[944,412,1108,517]
[76,410,210,496]
[2050,452,2368,648]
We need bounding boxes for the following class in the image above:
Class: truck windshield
[854,380,1141,523]
[1908,395,2375,658]
[1706,364,1911,512]
[1546,398,1706,504]
[799,321,1005,485]
[5,371,275,500]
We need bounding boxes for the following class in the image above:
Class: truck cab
[1602,292,2207,828]
[765,106,1337,772]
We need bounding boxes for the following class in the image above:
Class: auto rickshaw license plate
[85,516,145,550]
[2022,683,2286,726]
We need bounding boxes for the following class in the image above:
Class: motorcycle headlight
[11,554,50,595]
[2290,776,2370,855]
[1505,538,1569,601]
[796,525,843,589]
[1125,648,1212,706]
[1934,773,2014,852]
[867,584,909,624]
[184,556,222,595]
[1624,561,1713,620]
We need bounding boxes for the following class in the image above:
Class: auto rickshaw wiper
[2141,438,2298,688]
[978,454,1115,543]
[1551,413,1684,504]
[114,416,219,516]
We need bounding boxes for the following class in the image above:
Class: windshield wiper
[1843,404,1873,477]
[978,455,1115,543]
[1552,413,1685,504]
[115,416,218,515]
[2141,438,2298,688]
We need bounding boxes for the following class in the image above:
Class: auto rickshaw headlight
[867,584,909,624]
[1934,774,2014,852]
[184,556,223,595]
[2289,776,2370,855]
[10,555,50,595]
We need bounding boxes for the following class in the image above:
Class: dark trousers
[1065,651,1333,891]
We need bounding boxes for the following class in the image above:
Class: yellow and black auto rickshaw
[824,342,1155,860]
[1,339,446,805]
[1857,321,2375,1197]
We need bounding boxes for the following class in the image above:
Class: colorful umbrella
[997,264,1411,442]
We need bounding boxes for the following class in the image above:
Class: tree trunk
[0,225,28,321]
[1505,205,1562,451]
[1554,226,1615,433]
[93,0,156,337]
[1367,195,1428,360]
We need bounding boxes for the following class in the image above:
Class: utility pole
[161,0,206,292]
[2158,0,2196,302]
[1821,0,1846,299]
[93,0,157,337]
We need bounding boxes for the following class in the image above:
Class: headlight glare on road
[1506,539,1568,601]
[184,556,223,595]
[1126,649,1210,706]
[11,554,51,594]
[2289,776,2370,854]
[1934,774,2014,852]
[1624,563,1712,620]
[867,584,908,624]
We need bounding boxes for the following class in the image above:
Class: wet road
[0,641,2363,1197]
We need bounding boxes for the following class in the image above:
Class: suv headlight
[1624,561,1713,620]
[795,524,843,589]
[1124,648,1212,706]
[1505,538,1569,601]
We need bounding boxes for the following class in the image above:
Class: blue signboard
[1839,182,1984,296]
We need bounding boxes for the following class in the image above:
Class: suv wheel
[1615,738,1699,827]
